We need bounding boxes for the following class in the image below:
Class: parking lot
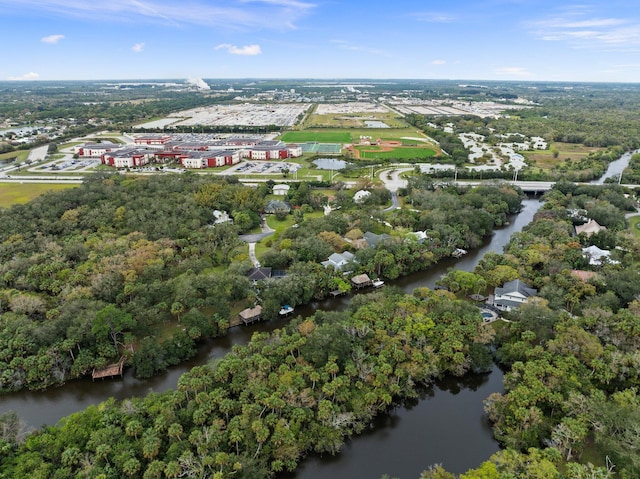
[227,161,301,175]
[30,157,100,173]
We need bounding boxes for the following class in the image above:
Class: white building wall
[183,157,206,169]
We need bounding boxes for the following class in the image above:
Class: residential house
[582,245,618,266]
[575,219,607,237]
[493,279,538,311]
[247,267,272,282]
[273,184,290,196]
[264,200,291,214]
[363,231,391,248]
[321,251,355,271]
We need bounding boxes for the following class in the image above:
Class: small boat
[451,248,467,258]
[372,279,385,288]
[279,304,294,316]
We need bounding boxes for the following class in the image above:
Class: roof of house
[570,270,599,282]
[247,267,272,281]
[575,219,607,236]
[353,190,371,203]
[265,200,291,213]
[582,245,618,265]
[321,251,355,270]
[83,142,120,149]
[363,232,391,248]
[495,279,537,298]
[239,305,262,320]
[351,273,372,285]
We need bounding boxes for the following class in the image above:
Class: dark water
[591,149,636,185]
[288,366,504,478]
[0,199,542,477]
[395,197,540,292]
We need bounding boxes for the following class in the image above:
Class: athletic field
[300,142,343,154]
[356,146,437,160]
[280,131,351,143]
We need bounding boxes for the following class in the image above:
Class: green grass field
[357,146,437,160]
[629,215,640,239]
[280,131,352,143]
[0,150,29,163]
[0,183,78,208]
[525,142,603,169]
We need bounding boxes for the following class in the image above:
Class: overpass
[457,180,640,192]
[457,180,554,193]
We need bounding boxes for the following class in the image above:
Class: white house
[321,251,355,271]
[213,210,233,225]
[273,184,290,196]
[582,245,618,266]
[353,190,371,204]
[493,279,537,311]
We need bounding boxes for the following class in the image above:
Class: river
[591,149,637,185]
[0,198,542,476]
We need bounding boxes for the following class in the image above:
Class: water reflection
[285,366,503,478]
[313,158,350,170]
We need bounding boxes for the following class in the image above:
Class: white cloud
[495,67,531,77]
[41,34,65,44]
[412,12,456,23]
[528,11,640,50]
[7,72,40,80]
[216,43,262,55]
[431,59,446,65]
[132,42,145,53]
[0,0,315,30]
[330,39,390,57]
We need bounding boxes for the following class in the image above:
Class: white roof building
[582,245,618,266]
[321,251,355,271]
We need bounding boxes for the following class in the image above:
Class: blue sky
[1,0,639,82]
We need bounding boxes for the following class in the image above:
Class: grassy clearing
[0,183,78,207]
[307,112,408,129]
[525,142,603,169]
[58,141,84,150]
[280,127,427,144]
[628,215,640,239]
[280,131,352,143]
[0,150,29,163]
[254,210,324,260]
[357,146,437,160]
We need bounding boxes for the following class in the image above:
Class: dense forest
[2,181,639,478]
[3,79,640,478]
[0,174,522,393]
[0,288,495,478]
[421,183,640,478]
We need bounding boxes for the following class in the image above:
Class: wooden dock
[238,305,263,325]
[351,273,373,290]
[92,356,125,380]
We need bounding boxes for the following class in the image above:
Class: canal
[0,198,542,476]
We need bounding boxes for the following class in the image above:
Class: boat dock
[92,356,125,380]
[238,305,263,325]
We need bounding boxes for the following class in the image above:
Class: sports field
[0,183,77,208]
[280,131,351,143]
[356,146,437,160]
